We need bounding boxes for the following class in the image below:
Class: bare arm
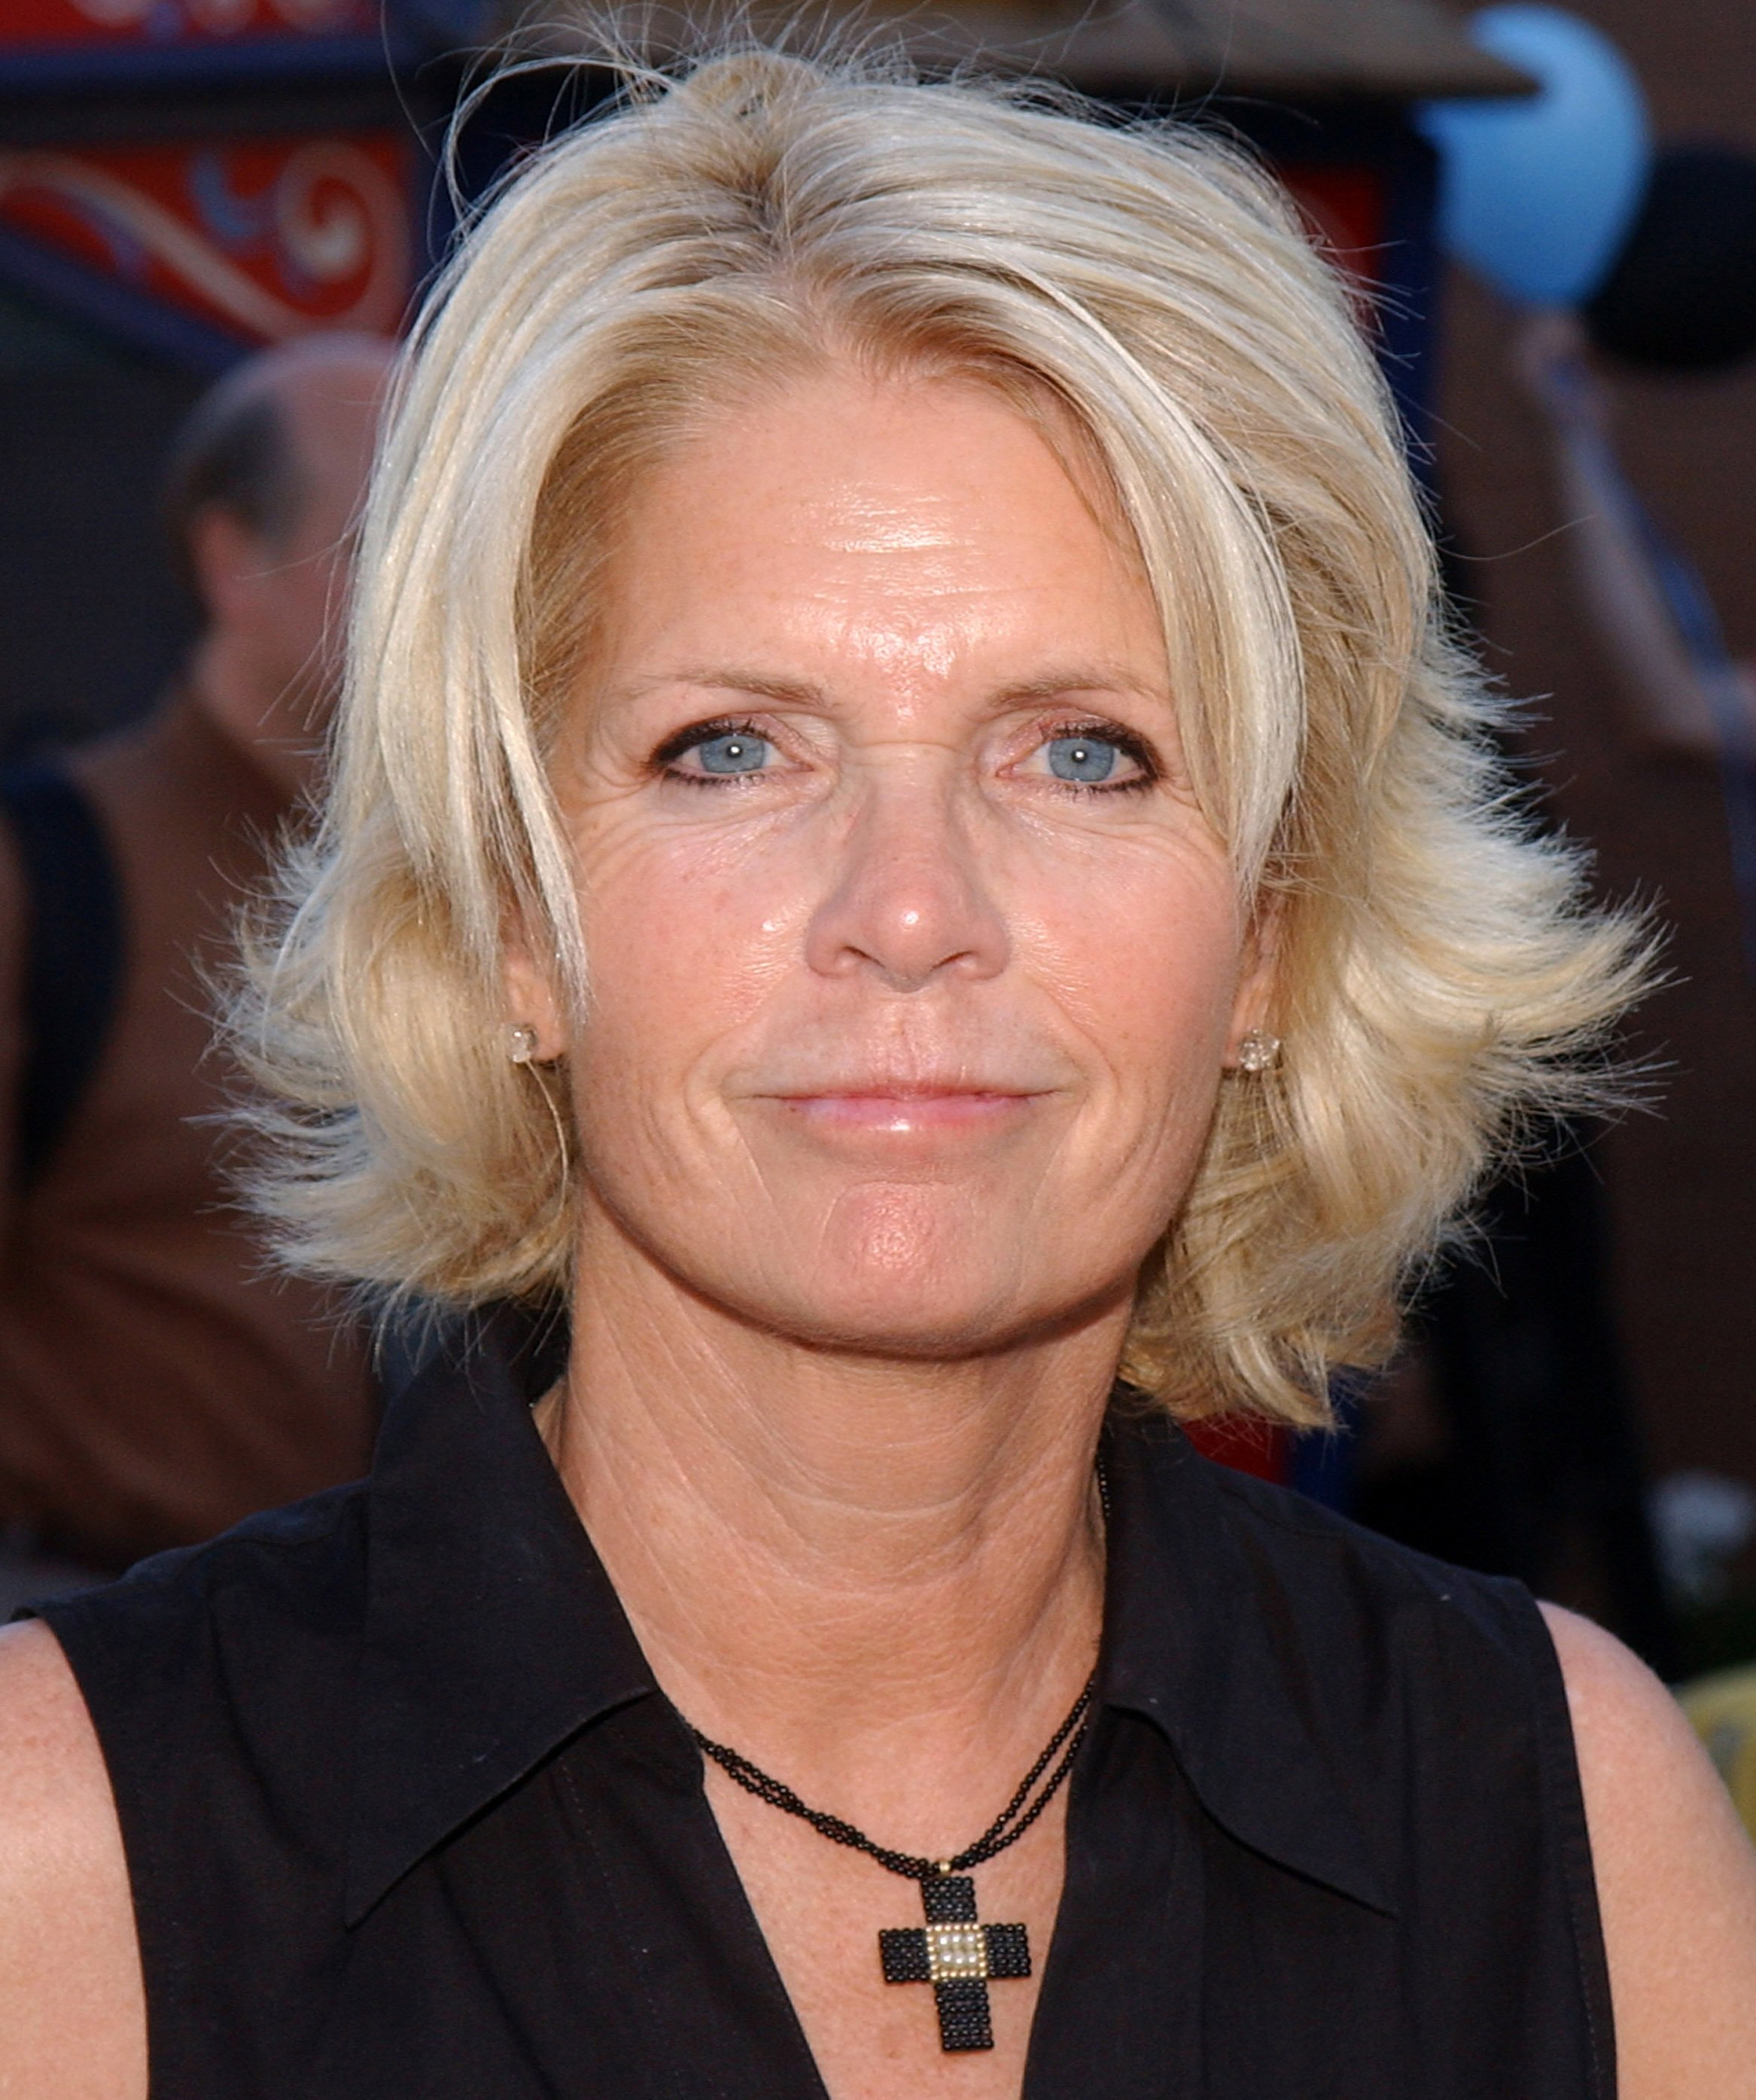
[1543,1602,1756,2098]
[0,1621,145,2099]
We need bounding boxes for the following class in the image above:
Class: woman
[2,48,1752,2099]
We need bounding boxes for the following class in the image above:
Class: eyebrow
[989,668,1170,711]
[607,664,1172,716]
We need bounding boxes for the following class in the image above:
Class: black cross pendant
[877,1873,1031,2052]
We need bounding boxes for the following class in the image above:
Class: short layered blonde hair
[239,44,1648,1423]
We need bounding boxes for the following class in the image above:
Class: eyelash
[650,714,1161,792]
[1037,718,1160,795]
[650,716,769,785]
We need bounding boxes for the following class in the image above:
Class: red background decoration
[0,133,413,343]
[0,0,376,47]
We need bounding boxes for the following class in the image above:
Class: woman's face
[513,368,1271,1358]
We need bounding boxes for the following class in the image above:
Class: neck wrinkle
[543,1251,1116,1816]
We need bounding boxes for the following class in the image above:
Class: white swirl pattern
[0,143,408,340]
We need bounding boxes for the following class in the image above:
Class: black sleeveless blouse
[29,1347,1615,2099]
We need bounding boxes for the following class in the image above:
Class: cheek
[571,816,800,1079]
[1024,836,1244,1098]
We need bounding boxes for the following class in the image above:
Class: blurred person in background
[1347,272,1756,1672]
[1515,307,1756,764]
[0,333,394,1580]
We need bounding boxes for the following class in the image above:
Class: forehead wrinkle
[802,488,968,557]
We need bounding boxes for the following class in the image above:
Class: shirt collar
[1098,1402,1395,1916]
[344,1325,654,1926]
[345,1339,1392,1925]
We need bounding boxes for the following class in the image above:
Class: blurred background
[0,0,1752,1818]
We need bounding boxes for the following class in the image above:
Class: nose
[803,764,1009,991]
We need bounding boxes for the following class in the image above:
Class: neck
[542,1237,1119,1809]
[187,631,320,800]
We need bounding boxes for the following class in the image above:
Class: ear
[501,924,569,1064]
[187,504,269,628]
[1224,895,1282,1068]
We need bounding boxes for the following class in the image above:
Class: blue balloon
[1417,6,1651,306]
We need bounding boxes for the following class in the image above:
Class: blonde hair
[238,44,1648,1423]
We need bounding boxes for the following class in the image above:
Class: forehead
[589,368,1165,693]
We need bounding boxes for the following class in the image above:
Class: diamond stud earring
[1235,1029,1282,1073]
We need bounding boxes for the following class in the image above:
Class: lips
[756,1083,1055,1135]
[770,1082,1048,1100]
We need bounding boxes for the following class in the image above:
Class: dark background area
[1435,0,1756,1507]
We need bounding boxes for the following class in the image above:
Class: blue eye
[693,730,772,775]
[1045,735,1119,784]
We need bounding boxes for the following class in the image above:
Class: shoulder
[1165,1452,1575,1825]
[0,1621,146,2098]
[1201,1456,1540,1655]
[62,702,176,807]
[40,1480,370,1714]
[32,1482,370,1858]
[72,696,279,853]
[1540,1604,1756,2099]
[1201,1464,1756,2089]
[0,1484,371,2089]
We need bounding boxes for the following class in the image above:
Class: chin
[750,1298,1073,1364]
[589,1172,1140,1360]
[717,1247,1129,1364]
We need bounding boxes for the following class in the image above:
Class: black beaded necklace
[682,1467,1107,2056]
